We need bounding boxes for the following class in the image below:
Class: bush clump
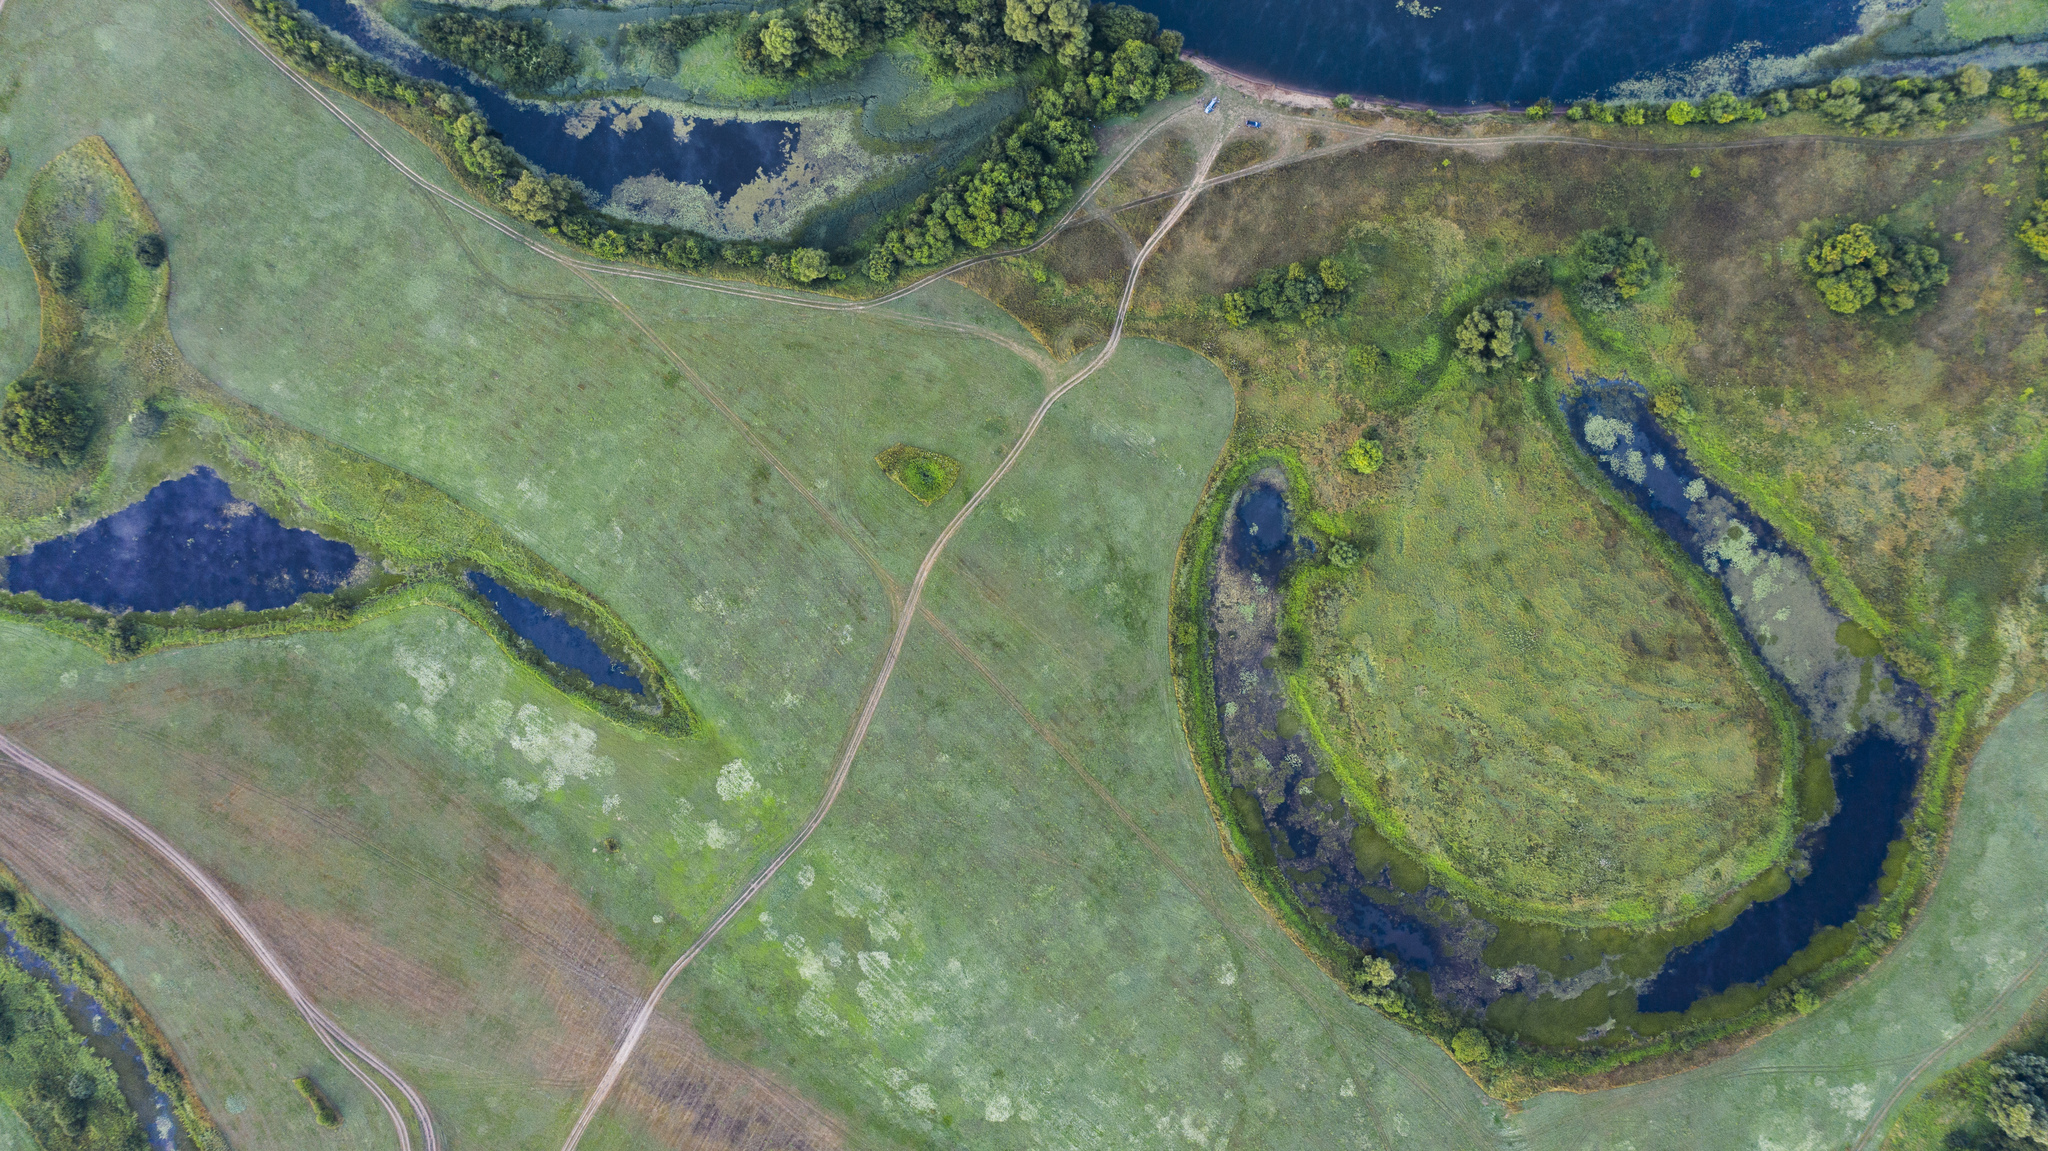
[1577,227,1663,310]
[1,376,95,466]
[1804,221,1948,315]
[876,444,963,505]
[1453,303,1520,372]
[1991,1054,2048,1145]
[133,233,166,269]
[293,1076,341,1128]
[1221,258,1348,327]
[1450,1027,1492,1064]
[1342,437,1383,475]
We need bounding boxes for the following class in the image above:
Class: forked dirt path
[555,121,1232,1151]
[0,731,440,1151]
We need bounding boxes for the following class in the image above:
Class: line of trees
[861,4,1199,279]
[1556,64,2002,138]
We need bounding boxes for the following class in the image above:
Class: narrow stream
[0,923,186,1151]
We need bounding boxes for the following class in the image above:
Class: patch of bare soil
[493,852,846,1151]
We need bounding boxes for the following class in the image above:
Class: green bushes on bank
[414,12,575,95]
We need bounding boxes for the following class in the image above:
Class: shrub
[293,1076,341,1128]
[1,376,95,466]
[2021,202,2048,261]
[1505,258,1551,296]
[1578,226,1663,309]
[1453,303,1519,372]
[1353,955,1396,988]
[1665,100,1697,125]
[1332,93,1353,108]
[1451,1028,1492,1063]
[1342,438,1383,475]
[1328,539,1360,567]
[17,912,62,953]
[133,233,166,268]
[1804,221,1948,314]
[785,247,831,282]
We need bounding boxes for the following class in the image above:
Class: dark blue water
[1233,483,1295,577]
[1636,733,1919,1012]
[1151,0,1862,105]
[2,922,184,1151]
[467,572,644,694]
[1557,378,1927,1013]
[5,468,359,612]
[292,0,796,203]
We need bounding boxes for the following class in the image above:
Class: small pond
[1560,377,1928,1012]
[5,468,360,613]
[467,572,644,694]
[1,922,187,1151]
[293,0,797,205]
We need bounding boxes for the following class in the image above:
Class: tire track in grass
[0,730,439,1151]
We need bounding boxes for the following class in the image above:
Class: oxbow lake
[467,572,645,694]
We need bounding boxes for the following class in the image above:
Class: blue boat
[1204,97,1218,113]
[1246,119,1262,127]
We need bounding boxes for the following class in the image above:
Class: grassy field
[8,2,2048,1149]
[1294,378,1782,926]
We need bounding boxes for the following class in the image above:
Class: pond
[4,468,360,613]
[1,923,188,1151]
[292,0,798,205]
[1151,0,1862,105]
[467,572,644,694]
[1560,376,1928,1012]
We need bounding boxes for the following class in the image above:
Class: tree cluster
[1992,1054,2048,1146]
[1,376,95,466]
[1804,221,1948,315]
[1577,226,1663,310]
[415,12,577,94]
[1453,303,1520,372]
[1219,258,1349,327]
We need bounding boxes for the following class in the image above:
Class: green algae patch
[876,443,962,505]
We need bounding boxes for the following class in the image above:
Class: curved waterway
[1,923,188,1151]
[290,0,796,204]
[1560,377,1927,1012]
[5,468,359,613]
[1158,0,1861,105]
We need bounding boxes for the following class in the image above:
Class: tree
[1665,100,1697,125]
[662,235,713,270]
[1317,258,1347,292]
[505,170,580,228]
[1,376,94,465]
[1450,1028,1492,1063]
[1579,226,1663,308]
[1621,105,1645,127]
[1004,0,1088,65]
[1992,1055,2048,1146]
[1088,1,1157,50]
[761,15,804,67]
[2022,202,2048,261]
[134,232,167,268]
[1353,955,1396,988]
[1342,438,1383,474]
[1703,91,1744,123]
[1959,63,1991,99]
[17,912,62,953]
[1804,221,1948,315]
[590,230,628,260]
[804,0,861,57]
[786,247,831,282]
[1332,93,1353,108]
[1454,304,1519,371]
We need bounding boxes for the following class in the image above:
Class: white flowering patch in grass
[507,705,615,791]
[716,758,757,800]
[393,644,454,705]
[1584,414,1633,450]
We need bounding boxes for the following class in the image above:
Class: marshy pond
[467,572,644,694]
[4,468,360,613]
[293,0,798,206]
[1,922,189,1151]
